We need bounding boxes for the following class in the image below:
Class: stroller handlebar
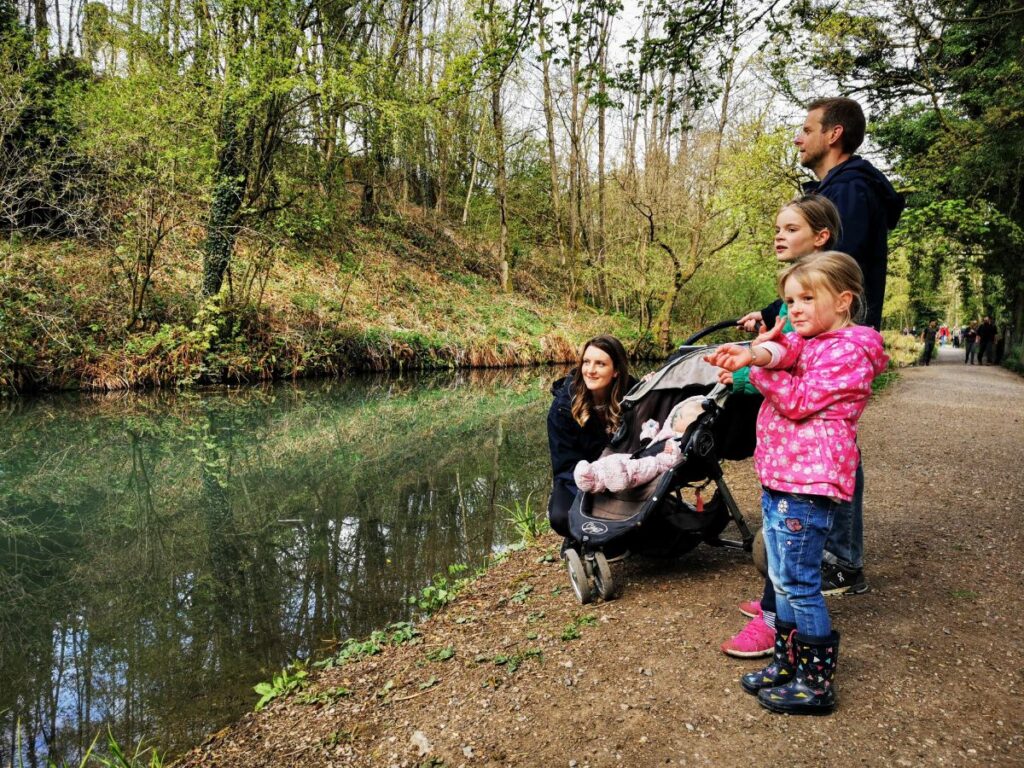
[680,319,740,346]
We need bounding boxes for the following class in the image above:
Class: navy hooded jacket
[763,156,905,331]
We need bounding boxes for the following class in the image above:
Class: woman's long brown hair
[569,335,630,434]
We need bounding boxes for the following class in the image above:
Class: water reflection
[0,369,555,765]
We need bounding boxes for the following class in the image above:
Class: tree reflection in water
[0,369,553,765]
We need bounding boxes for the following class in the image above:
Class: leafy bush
[408,564,471,615]
[253,663,309,711]
[0,254,80,392]
[0,16,97,237]
[311,622,421,672]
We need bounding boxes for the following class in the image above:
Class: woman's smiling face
[580,344,617,396]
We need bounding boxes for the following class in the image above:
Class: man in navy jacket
[795,97,905,330]
[763,98,905,330]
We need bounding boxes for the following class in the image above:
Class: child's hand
[754,316,785,345]
[737,311,762,333]
[718,370,734,386]
[703,344,753,372]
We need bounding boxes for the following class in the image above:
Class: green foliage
[508,583,533,604]
[500,492,541,543]
[91,730,165,768]
[418,674,441,690]
[314,622,422,670]
[889,199,1023,324]
[491,647,542,673]
[618,0,734,119]
[0,253,80,392]
[560,613,597,641]
[425,646,456,662]
[883,330,921,369]
[0,15,95,236]
[253,662,309,711]
[5,721,164,767]
[408,564,472,615]
[1003,344,1024,375]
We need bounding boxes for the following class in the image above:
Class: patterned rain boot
[740,622,796,695]
[757,631,839,715]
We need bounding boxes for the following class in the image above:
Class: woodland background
[2,0,1022,392]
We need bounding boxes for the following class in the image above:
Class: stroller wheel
[592,552,616,601]
[752,528,768,577]
[565,549,593,604]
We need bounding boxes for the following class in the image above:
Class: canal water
[0,368,558,765]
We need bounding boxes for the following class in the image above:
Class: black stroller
[564,321,762,604]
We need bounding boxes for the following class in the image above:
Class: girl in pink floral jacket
[704,251,888,717]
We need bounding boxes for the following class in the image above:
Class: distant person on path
[964,321,978,364]
[976,316,997,365]
[786,96,905,595]
[920,321,938,365]
[705,252,889,715]
[546,335,633,542]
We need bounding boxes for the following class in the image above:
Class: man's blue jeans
[762,488,848,638]
[824,462,864,571]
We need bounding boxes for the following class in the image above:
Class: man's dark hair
[807,97,866,154]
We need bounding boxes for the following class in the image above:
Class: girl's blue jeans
[762,488,849,638]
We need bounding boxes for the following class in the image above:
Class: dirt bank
[179,346,1024,767]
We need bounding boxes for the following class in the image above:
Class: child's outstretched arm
[703,343,753,372]
[704,317,787,375]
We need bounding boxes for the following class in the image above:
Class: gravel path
[181,346,1024,768]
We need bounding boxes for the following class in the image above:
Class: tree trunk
[595,2,611,306]
[462,119,485,224]
[537,5,565,265]
[33,0,48,57]
[202,105,247,298]
[492,75,509,292]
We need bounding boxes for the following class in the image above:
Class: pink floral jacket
[749,326,889,501]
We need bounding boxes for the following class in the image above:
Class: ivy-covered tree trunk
[202,103,247,298]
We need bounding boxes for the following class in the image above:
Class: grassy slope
[0,215,642,393]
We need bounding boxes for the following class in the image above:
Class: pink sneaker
[720,614,774,658]
[738,599,761,619]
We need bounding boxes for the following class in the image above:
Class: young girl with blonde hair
[705,251,888,715]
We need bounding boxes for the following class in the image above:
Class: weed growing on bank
[501,492,542,543]
[4,721,164,768]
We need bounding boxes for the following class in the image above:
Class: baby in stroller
[573,395,706,494]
